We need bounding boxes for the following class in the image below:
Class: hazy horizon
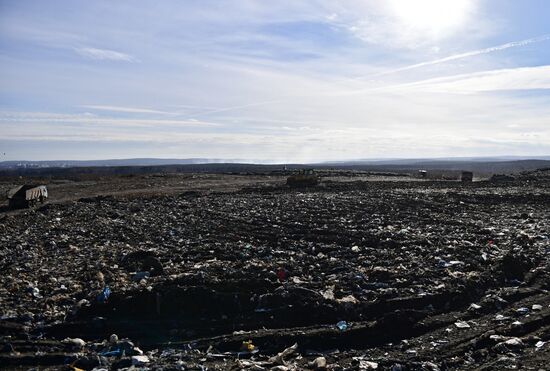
[1,1,550,162]
[2,155,550,166]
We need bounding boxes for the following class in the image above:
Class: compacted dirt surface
[0,172,549,370]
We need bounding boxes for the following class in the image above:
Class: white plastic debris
[454,321,470,329]
[504,338,524,347]
[515,307,529,315]
[131,355,150,366]
[268,343,298,365]
[62,337,86,348]
[320,287,335,300]
[468,303,481,311]
[359,360,379,369]
[489,335,506,342]
[337,295,359,304]
[310,356,327,369]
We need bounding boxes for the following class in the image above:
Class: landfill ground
[0,171,549,370]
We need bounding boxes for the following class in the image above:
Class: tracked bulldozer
[286,169,319,188]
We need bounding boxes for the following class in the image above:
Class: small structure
[418,170,427,178]
[287,169,319,188]
[7,184,48,209]
[460,171,473,182]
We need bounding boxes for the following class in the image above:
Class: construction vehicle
[461,171,473,182]
[286,169,319,188]
[7,184,48,209]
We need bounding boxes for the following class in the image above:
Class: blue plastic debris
[515,307,529,315]
[336,320,348,331]
[97,286,111,303]
[99,348,122,357]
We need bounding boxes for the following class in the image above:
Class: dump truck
[7,185,48,209]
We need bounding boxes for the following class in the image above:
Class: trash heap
[0,178,548,369]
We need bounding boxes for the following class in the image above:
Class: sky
[1,0,550,162]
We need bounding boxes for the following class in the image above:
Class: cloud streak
[0,111,220,128]
[175,34,550,115]
[373,34,550,77]
[74,47,136,62]
[81,105,173,115]
[387,65,550,93]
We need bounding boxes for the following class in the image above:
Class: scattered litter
[62,338,86,349]
[515,307,529,315]
[131,355,150,366]
[454,321,470,329]
[359,360,379,369]
[336,320,348,331]
[468,303,481,311]
[1,171,548,369]
[241,340,255,352]
[337,295,359,304]
[96,286,111,303]
[309,356,327,369]
[268,343,298,365]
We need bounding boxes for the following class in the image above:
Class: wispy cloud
[190,100,281,118]
[387,65,550,93]
[0,111,220,128]
[74,47,136,62]
[1,1,550,160]
[81,105,173,115]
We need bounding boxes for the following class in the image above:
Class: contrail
[371,34,550,77]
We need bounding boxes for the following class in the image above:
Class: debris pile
[0,177,548,369]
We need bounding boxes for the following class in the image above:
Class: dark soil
[0,173,548,370]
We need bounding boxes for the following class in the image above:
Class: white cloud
[74,47,136,62]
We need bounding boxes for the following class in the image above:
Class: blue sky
[1,0,549,162]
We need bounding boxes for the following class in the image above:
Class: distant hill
[0,157,549,178]
[319,159,550,175]
[0,158,244,169]
[318,155,550,165]
[1,155,549,170]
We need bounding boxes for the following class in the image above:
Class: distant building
[7,185,48,209]
[418,170,427,178]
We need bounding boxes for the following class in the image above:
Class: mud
[0,173,548,370]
